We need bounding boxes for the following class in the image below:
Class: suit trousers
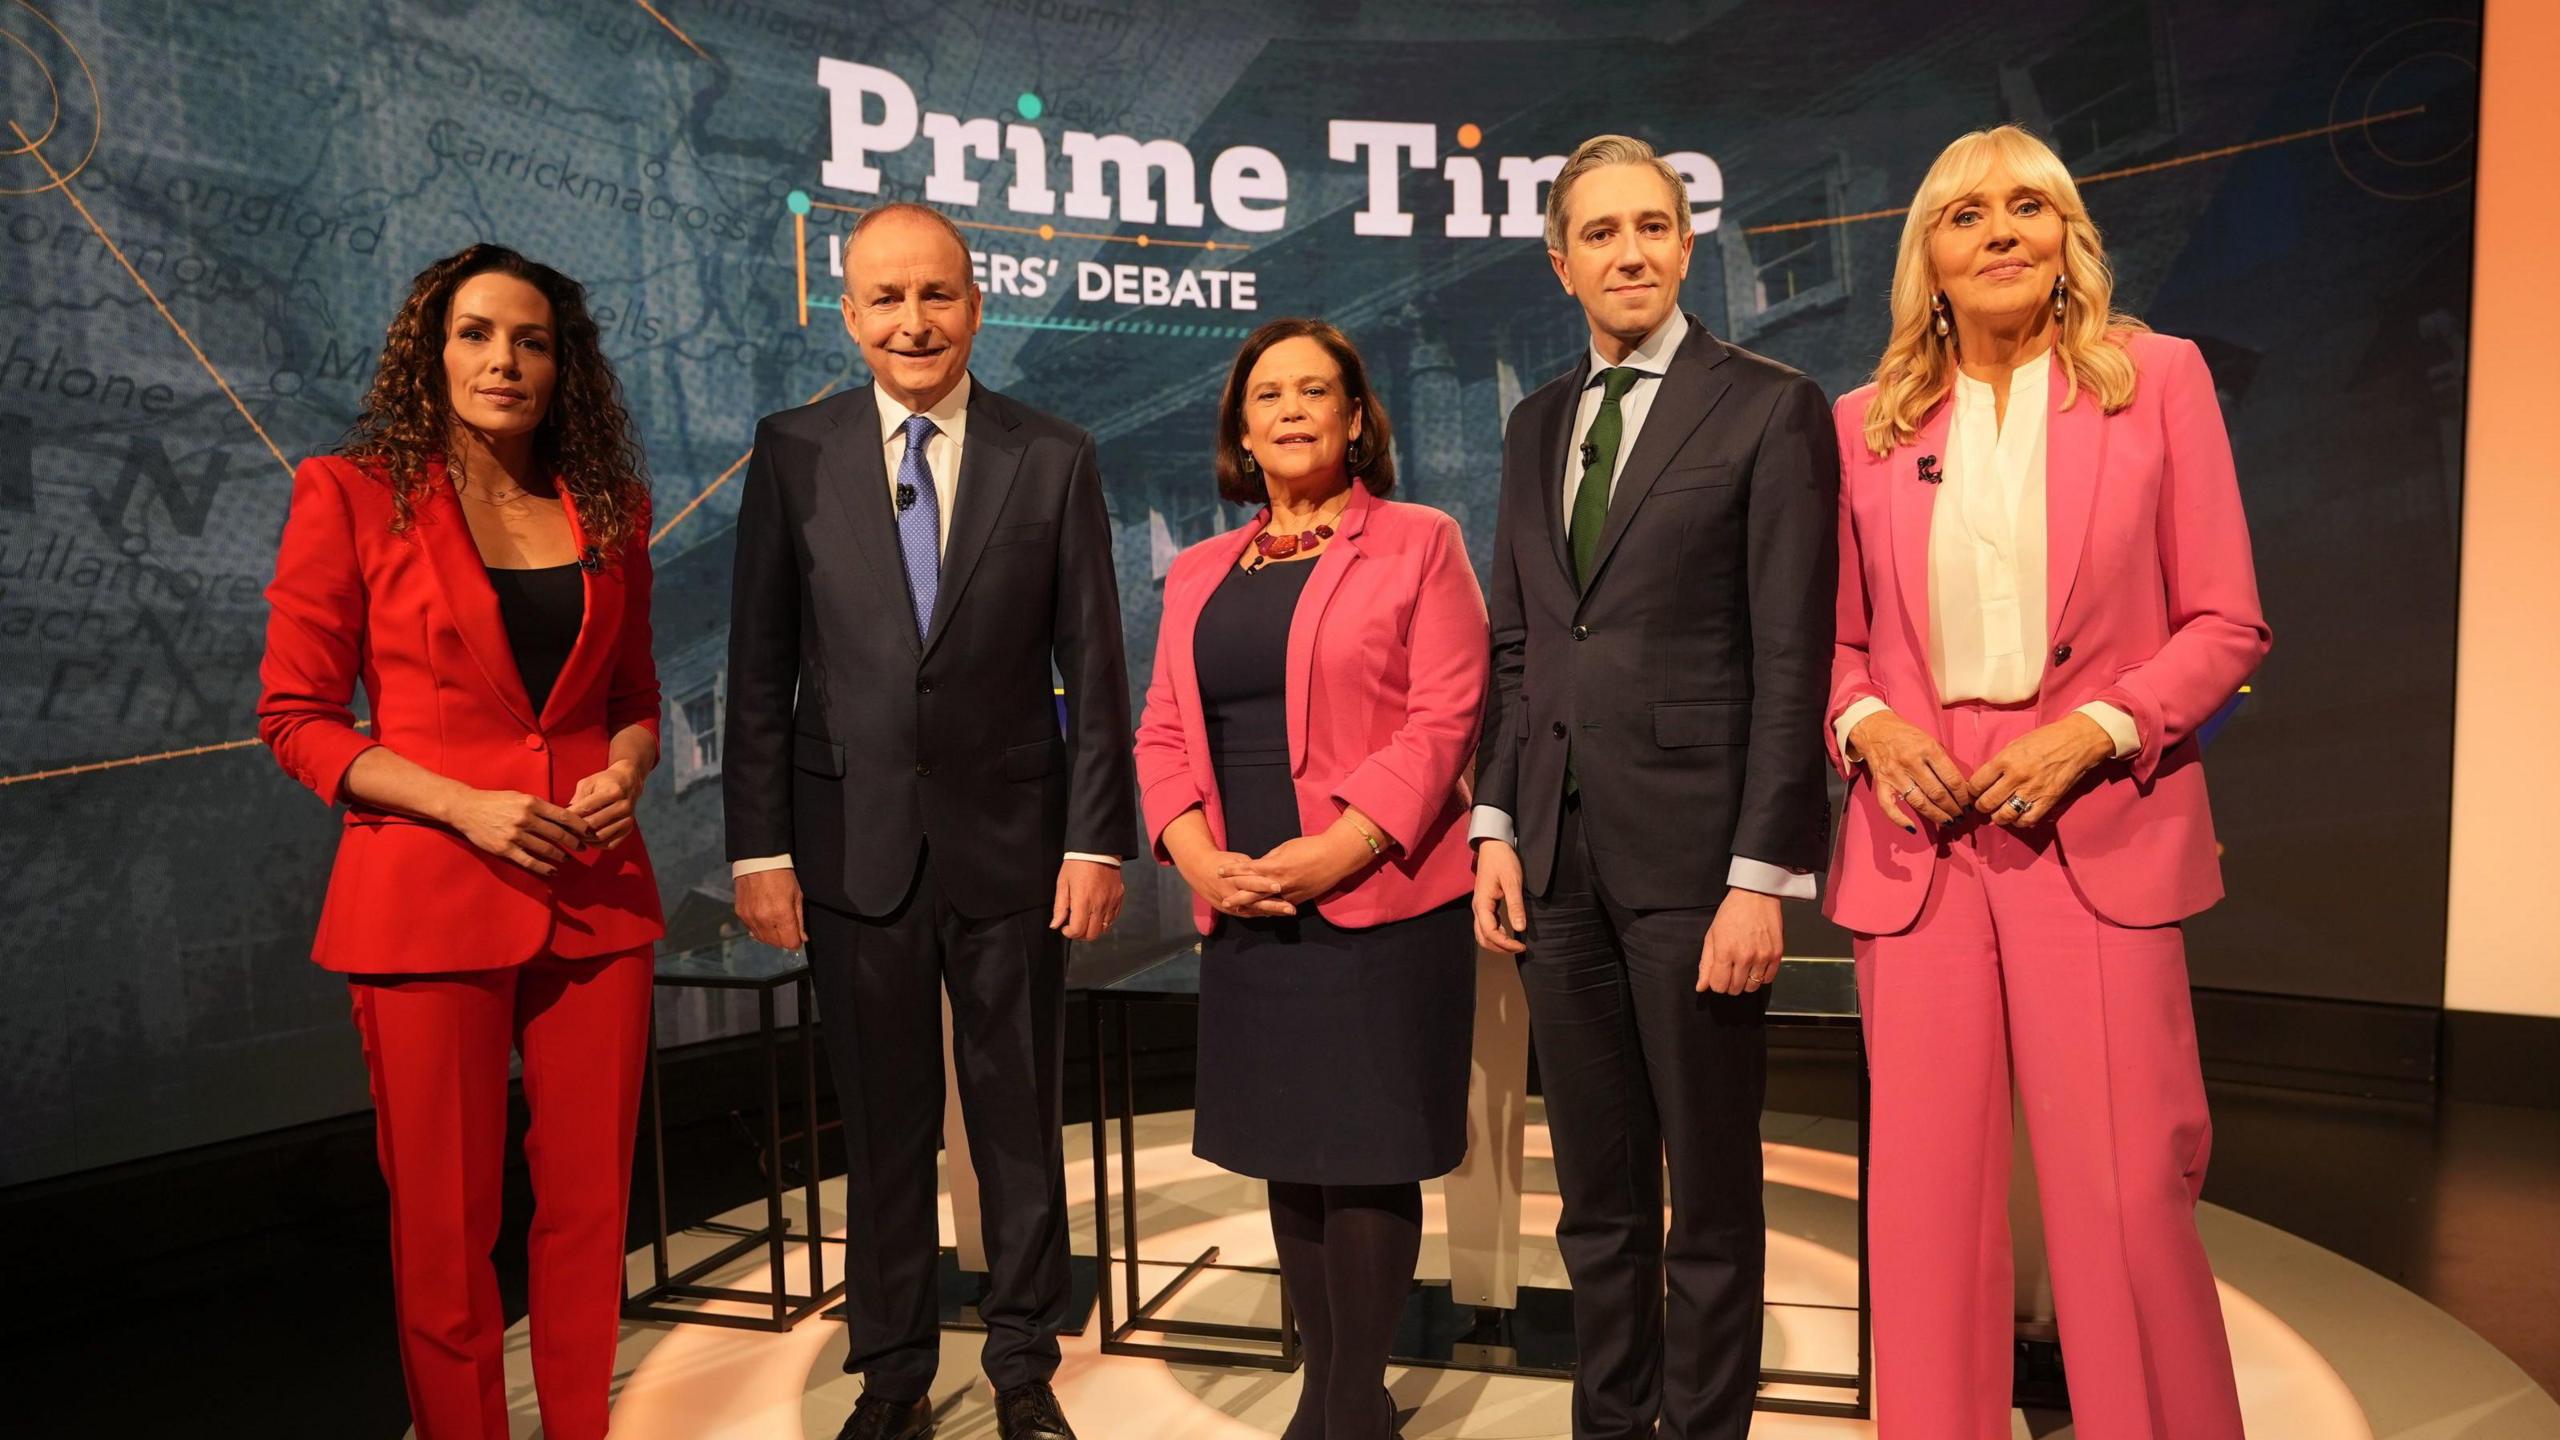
[1519,802,1770,1440]
[1854,700,2242,1440]
[805,847,1071,1402]
[347,949,654,1440]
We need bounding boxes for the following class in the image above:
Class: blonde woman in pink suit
[1827,124,2270,1439]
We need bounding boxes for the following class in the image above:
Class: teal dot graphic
[1016,92,1043,121]
[786,189,812,216]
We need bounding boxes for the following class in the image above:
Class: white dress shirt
[1834,348,2139,760]
[733,375,1119,879]
[1466,311,1814,901]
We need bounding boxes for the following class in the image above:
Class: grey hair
[842,201,975,288]
[1544,133,1692,254]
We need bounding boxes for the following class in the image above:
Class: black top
[487,563,584,716]
[1199,561,1313,758]
[1187,552,1476,1186]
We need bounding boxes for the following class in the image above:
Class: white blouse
[1839,348,2138,760]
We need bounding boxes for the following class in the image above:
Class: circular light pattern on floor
[427,1114,2557,1439]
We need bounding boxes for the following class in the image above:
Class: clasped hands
[449,761,643,877]
[1177,823,1377,920]
[1850,709,2114,832]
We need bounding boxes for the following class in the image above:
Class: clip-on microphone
[896,482,919,511]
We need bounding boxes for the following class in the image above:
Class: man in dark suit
[725,202,1139,1440]
[1471,136,1839,1439]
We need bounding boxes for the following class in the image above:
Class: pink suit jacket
[1826,331,2271,934]
[1134,482,1490,934]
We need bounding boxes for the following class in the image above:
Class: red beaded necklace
[1245,492,1351,573]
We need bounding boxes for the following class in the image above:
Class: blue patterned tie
[894,412,941,640]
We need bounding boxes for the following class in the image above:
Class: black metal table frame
[1084,980,1871,1418]
[622,966,847,1332]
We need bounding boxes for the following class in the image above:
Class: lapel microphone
[896,482,918,512]
[577,545,603,574]
[1916,454,1943,485]
[1580,441,1597,467]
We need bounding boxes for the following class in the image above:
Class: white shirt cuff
[1835,696,1891,762]
[739,852,1119,880]
[2073,701,2140,760]
[1728,856,1817,900]
[1469,805,1518,848]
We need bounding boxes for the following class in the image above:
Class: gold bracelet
[1346,816,1385,855]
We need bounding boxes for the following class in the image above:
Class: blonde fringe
[1861,126,2149,457]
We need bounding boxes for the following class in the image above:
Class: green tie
[1570,367,1643,589]
[1564,367,1641,797]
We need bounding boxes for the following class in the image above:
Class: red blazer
[1134,483,1489,933]
[258,455,665,974]
[1825,332,2271,933]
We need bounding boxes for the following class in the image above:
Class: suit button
[2053,644,2073,664]
[1551,721,1567,739]
[1572,625,1590,641]
[917,679,934,694]
[915,762,932,777]
[522,734,545,751]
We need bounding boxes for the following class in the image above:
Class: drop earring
[1932,293,1950,339]
[1242,450,1257,473]
[2052,275,2067,321]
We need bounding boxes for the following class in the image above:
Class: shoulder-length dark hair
[1213,318,1397,505]
[341,243,651,554]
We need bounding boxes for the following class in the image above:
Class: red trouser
[348,950,652,1440]
[1854,701,2243,1440]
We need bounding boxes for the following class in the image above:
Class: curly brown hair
[342,244,650,554]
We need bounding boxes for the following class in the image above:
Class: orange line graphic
[809,199,1248,253]
[0,105,2407,788]
[0,726,369,788]
[0,1,103,195]
[9,120,294,477]
[5,376,836,787]
[631,0,710,61]
[650,377,837,546]
[794,208,809,326]
[1743,106,2431,236]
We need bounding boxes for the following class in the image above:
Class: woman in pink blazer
[1828,127,2269,1439]
[1134,318,1487,1440]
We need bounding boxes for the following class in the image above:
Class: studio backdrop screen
[0,0,2480,1184]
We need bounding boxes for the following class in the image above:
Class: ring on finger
[2008,793,2033,817]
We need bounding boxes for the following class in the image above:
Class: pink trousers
[1854,701,2243,1440]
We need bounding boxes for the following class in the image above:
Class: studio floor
[19,1082,2558,1438]
[481,1107,2558,1438]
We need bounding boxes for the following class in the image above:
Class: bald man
[725,203,1139,1440]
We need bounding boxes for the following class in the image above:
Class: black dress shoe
[835,1392,933,1440]
[993,1382,1077,1440]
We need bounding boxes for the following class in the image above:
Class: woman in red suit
[1134,319,1487,1440]
[257,244,663,1440]
[1828,127,2270,1438]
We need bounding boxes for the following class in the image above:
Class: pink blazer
[1826,331,2271,933]
[1134,483,1490,933]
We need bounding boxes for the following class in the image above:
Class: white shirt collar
[1585,310,1689,383]
[1954,346,2052,404]
[875,373,972,446]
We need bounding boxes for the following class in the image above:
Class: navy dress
[1187,557,1474,1186]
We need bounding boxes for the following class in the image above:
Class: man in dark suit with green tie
[1471,135,1839,1439]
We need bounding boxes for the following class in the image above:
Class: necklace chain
[1245,492,1351,572]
